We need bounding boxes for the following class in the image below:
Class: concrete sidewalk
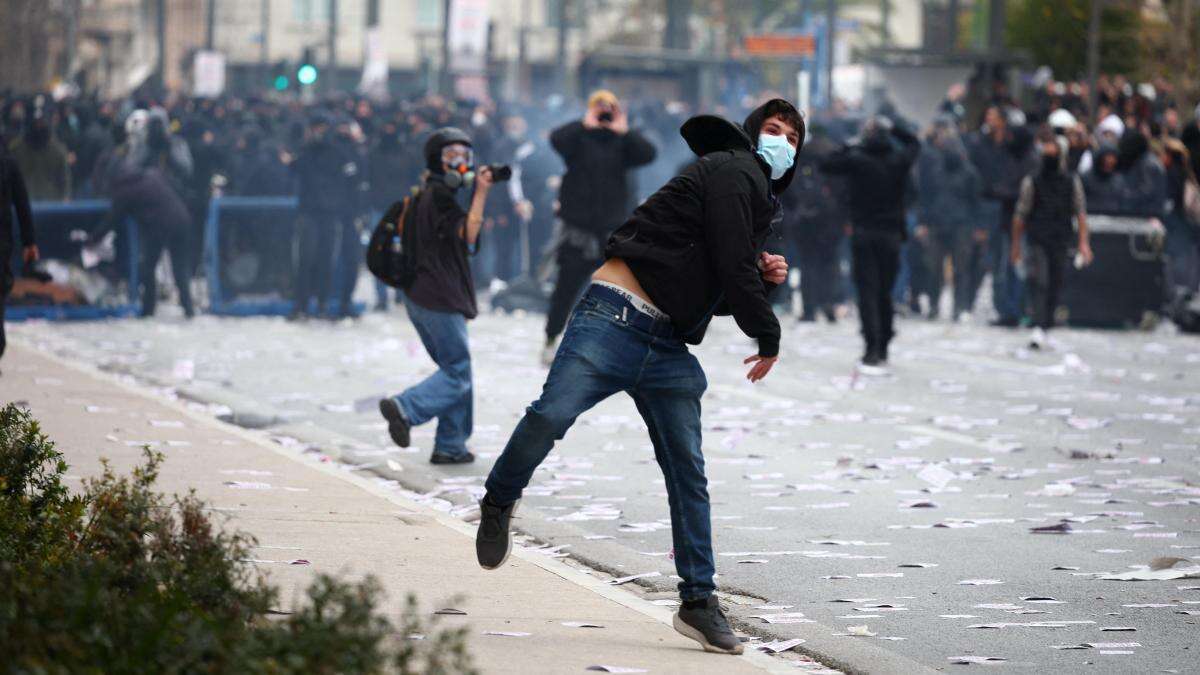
[1,342,813,675]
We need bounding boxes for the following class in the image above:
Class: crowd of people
[2,74,1199,345]
[4,72,1200,656]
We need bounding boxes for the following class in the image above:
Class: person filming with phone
[377,127,509,465]
[541,90,657,364]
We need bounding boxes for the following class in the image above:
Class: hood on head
[1094,143,1118,174]
[1116,130,1148,172]
[679,99,802,193]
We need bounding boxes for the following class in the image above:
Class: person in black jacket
[967,106,1037,327]
[106,160,196,318]
[477,99,802,656]
[1080,144,1129,215]
[783,132,843,322]
[289,112,357,320]
[821,116,920,369]
[916,130,985,321]
[1,145,37,363]
[541,90,657,364]
[1011,132,1092,350]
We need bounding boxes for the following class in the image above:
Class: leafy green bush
[0,403,475,674]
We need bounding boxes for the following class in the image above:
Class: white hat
[1048,109,1077,130]
[1096,113,1125,139]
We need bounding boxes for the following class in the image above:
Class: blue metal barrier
[204,195,365,317]
[6,200,140,321]
[204,196,297,316]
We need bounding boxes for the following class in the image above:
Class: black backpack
[366,187,421,288]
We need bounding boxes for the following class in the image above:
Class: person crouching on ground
[378,127,495,464]
[475,99,802,655]
[1011,129,1092,350]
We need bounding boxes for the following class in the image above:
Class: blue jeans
[986,200,1024,322]
[393,296,473,458]
[485,285,715,601]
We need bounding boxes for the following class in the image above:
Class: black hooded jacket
[551,120,657,235]
[604,100,799,358]
[820,124,920,236]
[1,147,35,266]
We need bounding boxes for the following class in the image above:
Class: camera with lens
[597,112,614,124]
[484,164,512,182]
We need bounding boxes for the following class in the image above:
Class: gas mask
[441,143,475,189]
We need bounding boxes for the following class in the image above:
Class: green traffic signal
[297,64,318,86]
[274,75,289,90]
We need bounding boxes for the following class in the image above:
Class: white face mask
[756,133,796,180]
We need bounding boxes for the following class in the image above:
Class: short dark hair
[760,99,805,141]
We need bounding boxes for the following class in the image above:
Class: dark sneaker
[476,495,519,570]
[673,596,744,655]
[858,350,888,377]
[378,398,411,447]
[430,451,475,465]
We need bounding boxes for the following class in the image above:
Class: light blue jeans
[393,296,473,458]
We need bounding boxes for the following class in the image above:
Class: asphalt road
[11,303,1200,674]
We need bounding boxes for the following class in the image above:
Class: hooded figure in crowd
[477,99,802,656]
[7,98,71,201]
[1116,129,1167,217]
[781,131,843,323]
[289,112,359,320]
[1081,144,1129,215]
[917,128,985,321]
[105,160,196,319]
[821,114,921,369]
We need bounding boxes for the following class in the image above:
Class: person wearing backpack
[377,127,495,465]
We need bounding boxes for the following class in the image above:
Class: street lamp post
[1087,0,1103,117]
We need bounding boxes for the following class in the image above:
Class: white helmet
[1048,109,1077,130]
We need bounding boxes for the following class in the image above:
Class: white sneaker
[1028,327,1046,351]
[540,339,558,366]
[956,311,972,324]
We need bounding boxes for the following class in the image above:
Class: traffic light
[298,64,318,86]
[272,60,290,91]
[297,48,318,86]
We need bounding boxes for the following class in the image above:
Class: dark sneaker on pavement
[430,451,475,465]
[378,398,410,447]
[673,596,744,654]
[476,495,519,570]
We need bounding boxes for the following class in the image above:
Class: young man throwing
[476,100,803,654]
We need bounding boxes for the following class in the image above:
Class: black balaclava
[1116,130,1148,173]
[147,117,169,152]
[1094,144,1118,177]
